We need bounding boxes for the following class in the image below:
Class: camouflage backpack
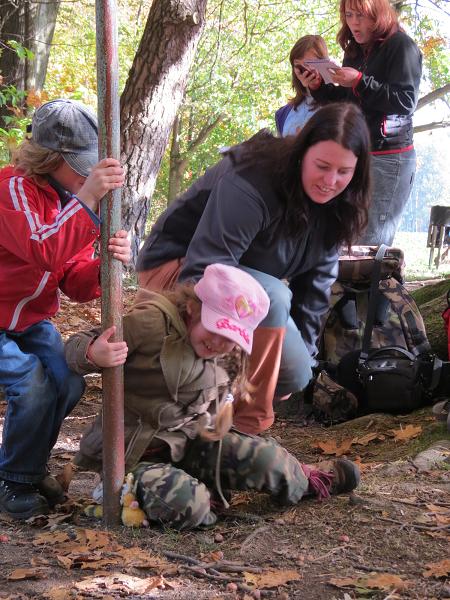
[310,246,433,422]
[319,246,431,366]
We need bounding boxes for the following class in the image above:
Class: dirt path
[1,291,449,599]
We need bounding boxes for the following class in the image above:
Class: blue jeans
[239,266,313,395]
[0,321,85,483]
[358,149,416,246]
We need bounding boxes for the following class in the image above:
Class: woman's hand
[108,229,131,265]
[331,67,361,88]
[298,68,323,91]
[77,158,125,211]
[87,326,128,368]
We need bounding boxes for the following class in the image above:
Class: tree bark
[0,0,60,123]
[120,0,207,264]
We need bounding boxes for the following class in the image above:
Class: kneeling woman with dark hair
[136,102,372,434]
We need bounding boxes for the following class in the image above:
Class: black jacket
[137,151,339,358]
[313,31,422,152]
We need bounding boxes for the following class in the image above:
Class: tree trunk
[120,0,207,264]
[0,0,60,123]
[168,114,188,203]
[30,0,60,92]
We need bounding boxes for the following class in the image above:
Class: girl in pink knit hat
[65,263,360,530]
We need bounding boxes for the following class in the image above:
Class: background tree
[0,1,60,119]
[120,0,208,261]
[153,0,450,233]
[0,0,448,258]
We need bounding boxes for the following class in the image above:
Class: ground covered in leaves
[0,285,449,600]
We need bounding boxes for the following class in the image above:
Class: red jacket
[0,166,101,332]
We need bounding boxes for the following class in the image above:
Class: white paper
[302,59,340,85]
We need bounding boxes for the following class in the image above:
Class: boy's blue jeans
[0,320,85,483]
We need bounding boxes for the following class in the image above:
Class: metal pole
[95,0,124,526]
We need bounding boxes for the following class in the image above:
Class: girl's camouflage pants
[133,430,309,530]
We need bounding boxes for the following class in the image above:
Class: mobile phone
[295,65,312,76]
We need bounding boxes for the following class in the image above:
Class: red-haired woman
[303,0,422,246]
[275,35,329,136]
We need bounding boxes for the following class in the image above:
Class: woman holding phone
[305,0,422,246]
[275,35,329,137]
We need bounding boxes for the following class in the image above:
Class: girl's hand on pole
[332,67,360,88]
[87,326,128,368]
[77,158,125,211]
[108,229,131,265]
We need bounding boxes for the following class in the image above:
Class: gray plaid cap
[32,99,98,177]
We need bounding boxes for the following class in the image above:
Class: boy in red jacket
[0,99,130,519]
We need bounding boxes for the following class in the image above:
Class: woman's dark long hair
[235,102,371,250]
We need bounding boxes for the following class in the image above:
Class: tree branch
[414,120,450,134]
[187,113,224,153]
[416,83,450,111]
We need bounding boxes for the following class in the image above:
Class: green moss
[405,422,449,457]
[411,280,449,306]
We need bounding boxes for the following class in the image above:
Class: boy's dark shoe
[36,475,66,507]
[307,458,360,499]
[329,458,360,494]
[0,478,49,520]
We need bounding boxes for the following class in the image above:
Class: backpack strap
[360,245,388,361]
[379,278,432,356]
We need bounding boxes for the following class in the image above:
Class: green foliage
[45,0,151,109]
[6,40,34,62]
[152,0,450,219]
[0,42,35,165]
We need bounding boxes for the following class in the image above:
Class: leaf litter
[1,289,449,599]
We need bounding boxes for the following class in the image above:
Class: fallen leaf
[83,528,113,549]
[200,549,224,563]
[7,567,48,581]
[75,573,168,594]
[33,531,71,546]
[55,463,74,491]
[329,576,361,588]
[312,438,353,456]
[426,503,450,513]
[244,569,302,588]
[43,513,73,528]
[353,456,371,472]
[365,573,409,590]
[31,556,50,566]
[116,547,170,569]
[330,573,408,591]
[42,588,74,600]
[353,432,384,446]
[423,558,450,578]
[389,424,422,441]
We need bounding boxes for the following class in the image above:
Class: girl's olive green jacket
[65,289,229,472]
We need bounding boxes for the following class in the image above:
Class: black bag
[337,346,439,414]
[336,246,443,414]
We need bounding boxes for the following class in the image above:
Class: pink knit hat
[194,264,270,354]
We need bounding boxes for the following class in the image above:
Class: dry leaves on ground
[423,558,450,578]
[330,572,410,591]
[244,568,303,588]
